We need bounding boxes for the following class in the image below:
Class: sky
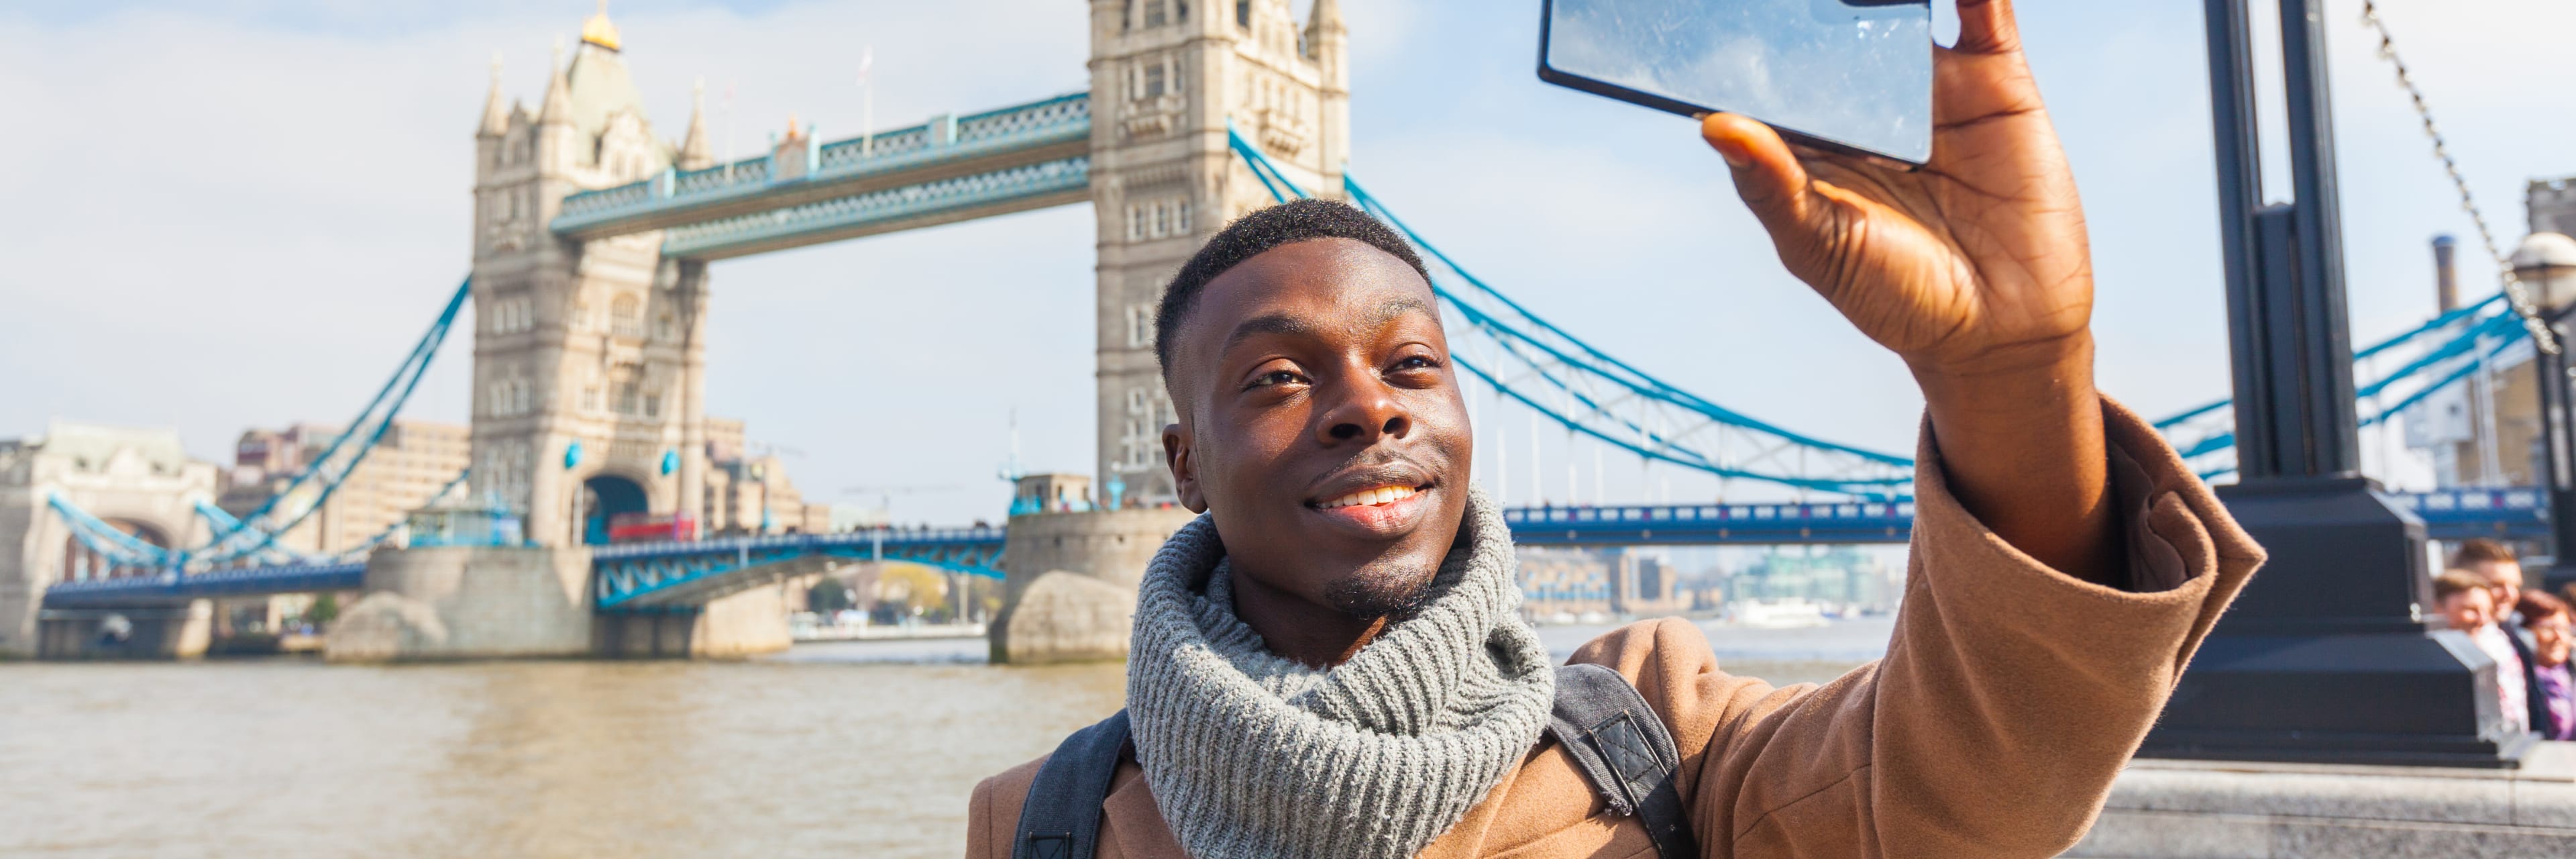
[3,0,2571,526]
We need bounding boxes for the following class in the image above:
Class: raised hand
[1703,0,2119,583]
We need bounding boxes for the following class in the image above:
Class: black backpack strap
[1550,663,1700,859]
[1009,710,1131,859]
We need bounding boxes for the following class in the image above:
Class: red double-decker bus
[607,512,697,544]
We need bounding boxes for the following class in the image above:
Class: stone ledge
[2065,744,2576,857]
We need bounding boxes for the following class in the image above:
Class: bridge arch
[58,517,173,583]
[580,473,651,546]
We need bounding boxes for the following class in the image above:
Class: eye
[1394,355,1439,371]
[1246,368,1307,389]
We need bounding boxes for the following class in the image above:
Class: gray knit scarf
[1124,486,1556,859]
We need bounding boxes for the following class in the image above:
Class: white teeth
[1320,485,1419,509]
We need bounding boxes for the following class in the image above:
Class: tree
[306,593,340,626]
[808,577,855,615]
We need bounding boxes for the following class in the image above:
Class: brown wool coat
[967,401,2264,858]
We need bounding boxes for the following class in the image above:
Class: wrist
[1906,332,2098,421]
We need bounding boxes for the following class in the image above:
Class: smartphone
[1538,0,1935,166]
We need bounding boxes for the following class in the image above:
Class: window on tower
[1144,64,1166,99]
[611,294,643,338]
[1236,0,1249,28]
[1145,0,1167,27]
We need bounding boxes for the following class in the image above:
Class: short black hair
[1152,198,1432,377]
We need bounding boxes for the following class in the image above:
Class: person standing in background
[2436,569,2530,734]
[2455,540,2548,734]
[2518,592,2576,741]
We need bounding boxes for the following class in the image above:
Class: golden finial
[581,0,623,52]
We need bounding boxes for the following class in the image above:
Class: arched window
[611,294,643,338]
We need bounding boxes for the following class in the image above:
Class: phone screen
[1539,0,1933,165]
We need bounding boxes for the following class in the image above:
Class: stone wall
[989,507,1195,663]
[326,546,593,661]
[592,583,792,658]
[2065,747,2576,856]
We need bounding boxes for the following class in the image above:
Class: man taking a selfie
[968,1,2262,856]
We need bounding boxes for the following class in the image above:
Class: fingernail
[1715,138,1749,170]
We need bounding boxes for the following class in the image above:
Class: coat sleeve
[1674,397,2264,858]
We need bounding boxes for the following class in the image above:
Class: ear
[1165,421,1206,513]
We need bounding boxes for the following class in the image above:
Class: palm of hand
[1706,5,2092,377]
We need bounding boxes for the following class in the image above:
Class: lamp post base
[2139,477,2531,768]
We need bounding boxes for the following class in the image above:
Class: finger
[1954,0,2023,55]
[1701,113,1826,244]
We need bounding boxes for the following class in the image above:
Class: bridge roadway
[549,92,1091,260]
[38,487,2548,612]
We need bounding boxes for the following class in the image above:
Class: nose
[1318,373,1411,446]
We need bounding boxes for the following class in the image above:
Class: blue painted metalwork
[658,156,1089,259]
[41,561,367,609]
[592,527,1007,611]
[552,92,1091,241]
[45,483,2544,610]
[46,279,472,570]
[1511,487,2543,546]
[1507,500,1919,546]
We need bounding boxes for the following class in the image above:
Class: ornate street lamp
[2139,0,2532,767]
[2514,233,2576,592]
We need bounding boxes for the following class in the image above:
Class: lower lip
[1309,488,1432,533]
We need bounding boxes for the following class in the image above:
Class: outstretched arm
[1701,0,2118,585]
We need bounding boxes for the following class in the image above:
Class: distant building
[0,421,219,656]
[694,417,826,536]
[1013,473,1095,515]
[1612,549,1690,618]
[1519,546,1614,619]
[1728,546,1899,613]
[219,419,470,554]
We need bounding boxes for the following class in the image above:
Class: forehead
[1184,238,1438,347]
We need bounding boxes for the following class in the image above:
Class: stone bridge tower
[1086,0,1350,507]
[470,9,714,547]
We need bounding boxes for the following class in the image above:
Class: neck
[1229,569,1387,668]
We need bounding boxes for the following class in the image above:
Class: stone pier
[34,601,210,659]
[325,546,593,661]
[989,507,1195,664]
[591,584,792,658]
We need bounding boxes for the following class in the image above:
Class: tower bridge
[13,2,2555,660]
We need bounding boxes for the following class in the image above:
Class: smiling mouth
[1310,483,1428,510]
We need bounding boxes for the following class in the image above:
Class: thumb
[1701,113,1827,247]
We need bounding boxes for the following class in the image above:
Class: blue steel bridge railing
[553,92,1091,235]
[592,527,1008,611]
[43,487,2544,609]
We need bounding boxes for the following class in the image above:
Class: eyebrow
[1216,295,1439,355]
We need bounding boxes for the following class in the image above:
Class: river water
[1,617,1890,858]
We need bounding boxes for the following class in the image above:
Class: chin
[1322,555,1442,620]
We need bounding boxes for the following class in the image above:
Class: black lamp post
[2518,235,2576,594]
[2137,0,2532,767]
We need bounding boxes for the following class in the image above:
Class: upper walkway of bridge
[548,92,1091,259]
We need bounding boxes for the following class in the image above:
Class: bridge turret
[1305,0,1349,193]
[477,57,511,139]
[1085,0,1351,505]
[677,79,714,171]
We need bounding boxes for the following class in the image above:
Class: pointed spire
[678,78,714,170]
[478,54,511,137]
[537,39,573,126]
[1309,0,1344,32]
